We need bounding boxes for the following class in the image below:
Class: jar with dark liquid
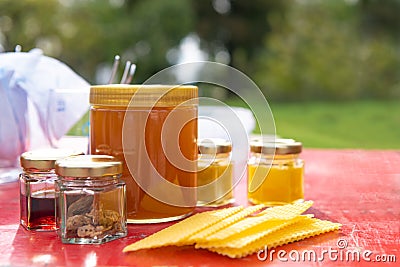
[19,149,82,231]
[90,85,198,223]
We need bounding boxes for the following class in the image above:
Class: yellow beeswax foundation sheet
[123,200,341,259]
[196,215,310,249]
[200,200,313,243]
[257,200,313,219]
[207,217,342,258]
[187,204,265,244]
[122,206,243,252]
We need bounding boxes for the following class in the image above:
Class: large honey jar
[89,84,198,223]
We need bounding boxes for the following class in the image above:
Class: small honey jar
[197,138,234,207]
[55,155,127,244]
[247,139,304,206]
[19,149,83,231]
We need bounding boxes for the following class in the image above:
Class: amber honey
[247,139,304,206]
[247,159,304,205]
[90,85,198,223]
[197,138,234,207]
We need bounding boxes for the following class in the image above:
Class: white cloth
[0,49,89,167]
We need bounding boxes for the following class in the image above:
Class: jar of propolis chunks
[55,155,127,244]
[247,139,304,206]
[89,84,198,223]
[19,149,83,231]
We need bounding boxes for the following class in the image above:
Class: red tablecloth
[0,149,399,266]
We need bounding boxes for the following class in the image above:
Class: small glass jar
[247,139,304,206]
[197,138,234,207]
[19,149,83,231]
[55,155,127,244]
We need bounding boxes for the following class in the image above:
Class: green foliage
[227,98,400,149]
[1,0,400,98]
[0,0,194,83]
[192,0,286,73]
[269,100,400,149]
[0,0,60,52]
[254,0,400,101]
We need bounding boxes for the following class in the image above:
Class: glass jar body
[247,153,304,206]
[55,175,127,244]
[197,153,234,207]
[90,105,197,223]
[19,170,57,231]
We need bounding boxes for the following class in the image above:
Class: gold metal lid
[90,84,198,107]
[55,155,123,178]
[198,138,232,154]
[20,149,84,171]
[250,138,302,155]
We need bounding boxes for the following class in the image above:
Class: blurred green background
[1,0,399,149]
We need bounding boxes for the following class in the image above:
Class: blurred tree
[1,0,399,100]
[192,0,287,73]
[0,0,60,53]
[358,0,400,40]
[254,0,400,101]
[55,0,195,83]
[0,0,194,83]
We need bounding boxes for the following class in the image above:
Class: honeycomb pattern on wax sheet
[198,201,313,243]
[122,201,341,258]
[122,206,243,252]
[207,217,342,258]
[257,200,313,218]
[196,215,309,249]
[186,204,265,244]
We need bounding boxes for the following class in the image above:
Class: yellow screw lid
[250,138,302,155]
[90,84,198,107]
[55,155,122,178]
[20,149,84,171]
[198,138,232,154]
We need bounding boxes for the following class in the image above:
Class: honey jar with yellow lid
[197,138,234,207]
[247,138,304,206]
[89,84,198,223]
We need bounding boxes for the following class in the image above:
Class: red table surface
[0,149,399,266]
